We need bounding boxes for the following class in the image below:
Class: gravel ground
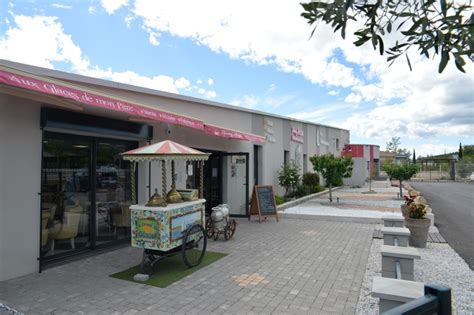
[356,239,474,314]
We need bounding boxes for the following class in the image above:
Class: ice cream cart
[121,140,210,273]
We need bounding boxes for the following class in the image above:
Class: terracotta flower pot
[400,204,408,218]
[404,218,430,248]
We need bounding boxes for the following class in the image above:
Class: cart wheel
[224,219,237,240]
[206,218,214,239]
[182,224,207,268]
[213,230,220,241]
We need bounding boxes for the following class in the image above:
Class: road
[410,181,474,269]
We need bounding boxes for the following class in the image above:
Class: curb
[277,186,344,211]
[279,212,382,224]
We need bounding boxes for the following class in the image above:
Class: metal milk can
[211,204,229,230]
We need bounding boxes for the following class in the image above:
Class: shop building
[0,59,349,281]
[342,144,380,187]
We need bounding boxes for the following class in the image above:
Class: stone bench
[372,276,424,312]
[381,227,410,247]
[383,216,404,228]
[381,245,421,280]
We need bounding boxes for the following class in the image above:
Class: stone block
[383,216,404,228]
[426,213,434,227]
[382,227,410,246]
[133,273,149,282]
[380,245,421,259]
[383,234,409,247]
[371,277,424,313]
[381,245,420,280]
[382,257,415,280]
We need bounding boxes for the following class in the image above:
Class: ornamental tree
[301,0,473,73]
[310,154,353,202]
[382,163,418,197]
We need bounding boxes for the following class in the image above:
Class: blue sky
[1,0,473,156]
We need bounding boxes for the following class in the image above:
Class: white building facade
[0,60,349,280]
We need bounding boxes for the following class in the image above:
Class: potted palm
[404,202,430,248]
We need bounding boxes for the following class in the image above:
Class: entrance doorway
[187,151,249,217]
[40,132,137,266]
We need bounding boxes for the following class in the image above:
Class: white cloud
[230,94,259,109]
[414,144,459,157]
[51,3,72,9]
[288,103,354,122]
[124,15,134,28]
[131,0,360,88]
[128,1,473,143]
[0,15,89,71]
[266,84,276,94]
[231,92,295,110]
[344,93,362,104]
[100,0,129,15]
[196,79,203,84]
[207,91,216,98]
[88,6,96,14]
[174,77,190,89]
[148,31,159,46]
[0,14,192,95]
[207,78,213,85]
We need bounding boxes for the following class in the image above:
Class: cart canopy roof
[121,140,210,161]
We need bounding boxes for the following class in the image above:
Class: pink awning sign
[0,68,204,130]
[204,124,265,143]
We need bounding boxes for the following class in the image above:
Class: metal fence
[384,284,451,315]
[411,161,474,181]
[455,162,474,180]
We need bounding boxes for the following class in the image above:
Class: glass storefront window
[96,141,135,245]
[41,136,91,257]
[40,132,136,261]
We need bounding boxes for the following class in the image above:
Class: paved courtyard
[283,181,403,219]
[1,218,374,314]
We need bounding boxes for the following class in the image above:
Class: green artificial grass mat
[110,250,227,288]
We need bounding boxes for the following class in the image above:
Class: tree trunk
[399,180,403,198]
[329,183,333,202]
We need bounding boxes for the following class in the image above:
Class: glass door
[41,132,137,265]
[41,134,92,258]
[95,140,136,245]
[222,153,249,217]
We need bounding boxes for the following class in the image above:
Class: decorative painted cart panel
[130,199,205,252]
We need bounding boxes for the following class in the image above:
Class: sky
[1,0,473,157]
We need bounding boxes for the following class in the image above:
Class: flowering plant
[403,195,415,206]
[407,202,427,219]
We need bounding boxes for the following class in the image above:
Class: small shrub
[275,195,288,205]
[294,184,311,198]
[302,172,320,187]
[277,163,301,196]
[313,185,325,193]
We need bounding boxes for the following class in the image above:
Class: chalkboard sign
[249,185,279,223]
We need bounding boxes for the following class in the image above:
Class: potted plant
[401,189,419,218]
[404,202,430,248]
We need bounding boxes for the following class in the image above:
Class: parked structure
[0,60,349,280]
